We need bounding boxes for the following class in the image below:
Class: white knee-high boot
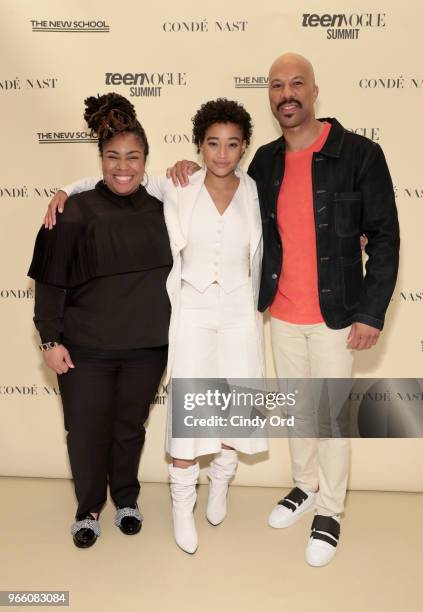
[206,449,238,526]
[168,463,199,554]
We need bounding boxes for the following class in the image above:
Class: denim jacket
[248,117,400,330]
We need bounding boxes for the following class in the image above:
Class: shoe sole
[306,553,336,568]
[306,559,334,567]
[73,536,98,549]
[118,523,142,535]
[176,542,198,555]
[206,516,224,527]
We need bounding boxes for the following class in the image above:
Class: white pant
[167,281,267,459]
[271,318,353,516]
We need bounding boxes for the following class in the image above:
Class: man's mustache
[277,98,302,111]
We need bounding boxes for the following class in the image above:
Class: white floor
[0,477,422,612]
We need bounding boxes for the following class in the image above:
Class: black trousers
[57,349,166,519]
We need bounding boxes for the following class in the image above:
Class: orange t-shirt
[270,122,331,324]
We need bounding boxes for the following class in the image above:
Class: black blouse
[28,181,172,354]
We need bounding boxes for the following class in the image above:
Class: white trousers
[166,281,267,459]
[270,318,353,516]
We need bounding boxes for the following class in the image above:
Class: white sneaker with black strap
[268,486,316,528]
[306,514,340,567]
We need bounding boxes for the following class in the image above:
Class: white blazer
[148,168,264,383]
[62,168,265,382]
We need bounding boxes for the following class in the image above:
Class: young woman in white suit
[44,98,266,554]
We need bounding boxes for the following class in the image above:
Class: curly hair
[192,98,253,152]
[84,92,149,156]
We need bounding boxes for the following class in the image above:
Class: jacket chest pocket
[334,192,362,237]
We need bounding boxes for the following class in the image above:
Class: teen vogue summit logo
[30,20,110,33]
[105,72,187,98]
[301,12,386,39]
[347,127,380,142]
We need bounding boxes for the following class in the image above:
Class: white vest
[181,185,250,293]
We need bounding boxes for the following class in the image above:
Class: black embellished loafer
[115,505,143,535]
[71,512,100,548]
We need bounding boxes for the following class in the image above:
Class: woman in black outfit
[28,94,172,548]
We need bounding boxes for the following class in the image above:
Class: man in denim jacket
[249,53,399,567]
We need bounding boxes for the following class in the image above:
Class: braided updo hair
[84,93,149,156]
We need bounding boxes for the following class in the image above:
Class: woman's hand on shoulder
[166,160,201,187]
[42,345,74,374]
[43,190,69,230]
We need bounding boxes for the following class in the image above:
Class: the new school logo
[233,76,268,89]
[301,13,386,39]
[30,20,110,33]
[37,131,96,144]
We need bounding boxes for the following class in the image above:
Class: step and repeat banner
[1,0,422,490]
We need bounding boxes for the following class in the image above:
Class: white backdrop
[0,0,422,491]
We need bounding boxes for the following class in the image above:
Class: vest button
[271,273,277,280]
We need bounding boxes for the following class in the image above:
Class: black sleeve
[354,143,400,329]
[34,281,67,343]
[27,221,85,287]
